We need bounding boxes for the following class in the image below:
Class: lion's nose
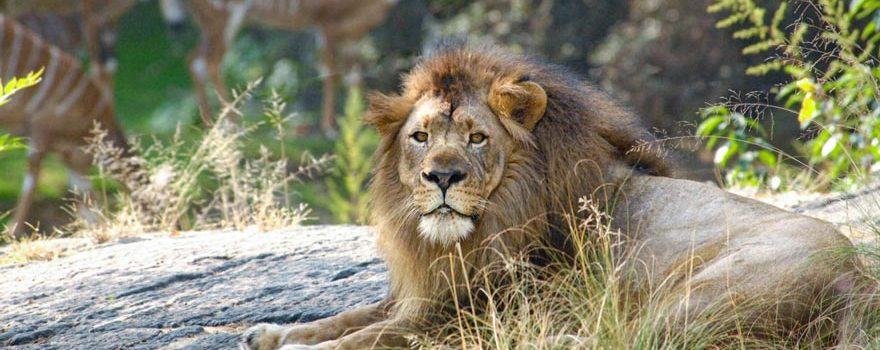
[422,170,466,192]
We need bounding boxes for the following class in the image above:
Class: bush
[698,0,880,191]
[77,80,331,242]
[320,86,377,224]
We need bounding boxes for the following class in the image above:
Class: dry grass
[71,80,330,244]
[408,198,880,350]
[0,232,65,264]
[3,81,329,261]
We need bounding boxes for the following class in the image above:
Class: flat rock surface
[743,184,880,243]
[1,185,878,350]
[0,226,386,350]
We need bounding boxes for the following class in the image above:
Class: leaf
[714,142,737,166]
[851,0,865,12]
[757,150,777,167]
[795,78,817,93]
[821,135,839,158]
[798,92,818,128]
[0,68,43,108]
[696,116,725,136]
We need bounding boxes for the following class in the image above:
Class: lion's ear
[488,81,547,131]
[365,92,411,135]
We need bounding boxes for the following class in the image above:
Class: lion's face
[397,95,516,246]
[367,61,548,247]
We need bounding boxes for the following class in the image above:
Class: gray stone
[0,226,387,349]
[1,188,876,350]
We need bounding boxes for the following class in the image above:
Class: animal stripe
[25,46,59,113]
[0,13,133,239]
[55,73,90,115]
[86,92,109,118]
[0,14,111,121]
[5,20,22,81]
[0,16,6,78]
[48,60,80,106]
[23,31,42,72]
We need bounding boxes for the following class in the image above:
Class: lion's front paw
[240,323,287,350]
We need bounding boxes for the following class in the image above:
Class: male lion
[242,44,865,349]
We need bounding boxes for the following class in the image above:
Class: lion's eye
[411,131,429,143]
[469,133,487,145]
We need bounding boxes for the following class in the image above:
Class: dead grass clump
[73,80,330,242]
[1,232,66,264]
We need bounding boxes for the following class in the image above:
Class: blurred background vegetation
[1,0,878,234]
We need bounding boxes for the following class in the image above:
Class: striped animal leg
[8,147,46,238]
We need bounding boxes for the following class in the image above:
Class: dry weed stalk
[72,80,330,242]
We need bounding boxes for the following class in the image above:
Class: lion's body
[370,44,672,313]
[615,176,858,335]
[242,44,867,350]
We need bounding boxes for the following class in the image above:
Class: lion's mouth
[425,204,480,222]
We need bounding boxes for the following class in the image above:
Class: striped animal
[12,13,83,54]
[1,0,139,91]
[0,14,133,238]
[160,0,395,134]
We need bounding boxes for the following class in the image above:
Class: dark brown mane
[365,43,672,313]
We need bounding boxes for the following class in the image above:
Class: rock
[1,187,877,349]
[742,184,880,244]
[0,226,386,349]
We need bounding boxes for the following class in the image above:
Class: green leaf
[757,150,778,167]
[0,68,43,108]
[851,0,866,12]
[0,133,25,153]
[714,142,737,167]
[696,116,726,136]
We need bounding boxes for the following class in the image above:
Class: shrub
[698,0,880,191]
[76,80,331,242]
[319,85,377,224]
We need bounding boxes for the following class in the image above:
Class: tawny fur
[367,44,671,313]
[241,43,878,350]
[242,43,676,350]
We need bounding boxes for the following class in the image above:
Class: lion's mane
[365,43,671,314]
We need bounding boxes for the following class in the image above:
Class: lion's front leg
[284,316,413,350]
[241,300,390,350]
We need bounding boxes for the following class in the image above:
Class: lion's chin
[418,213,475,247]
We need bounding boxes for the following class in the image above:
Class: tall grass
[73,81,331,243]
[410,198,878,349]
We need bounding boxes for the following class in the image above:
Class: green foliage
[322,86,377,224]
[696,105,789,189]
[0,134,25,154]
[0,69,42,156]
[0,68,43,107]
[700,0,880,191]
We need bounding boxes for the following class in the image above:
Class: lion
[241,43,867,349]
